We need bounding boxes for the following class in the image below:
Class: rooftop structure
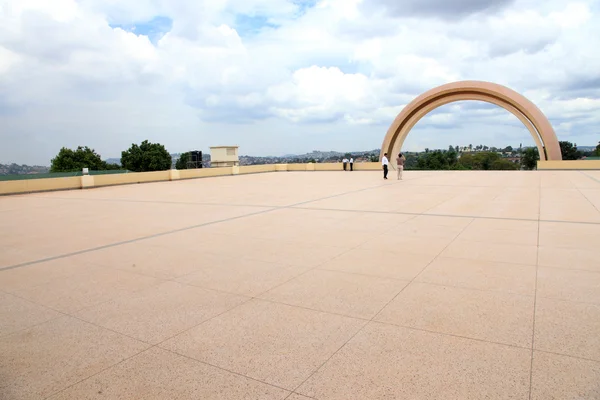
[1,170,599,399]
[210,145,239,167]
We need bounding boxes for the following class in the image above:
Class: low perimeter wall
[0,162,381,195]
[537,160,600,170]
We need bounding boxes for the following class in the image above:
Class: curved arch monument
[381,81,562,161]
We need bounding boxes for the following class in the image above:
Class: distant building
[210,146,239,167]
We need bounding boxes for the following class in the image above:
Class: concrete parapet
[538,160,600,170]
[0,162,403,195]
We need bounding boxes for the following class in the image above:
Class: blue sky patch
[110,16,173,44]
[293,0,319,17]
[235,14,279,36]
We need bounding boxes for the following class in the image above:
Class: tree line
[402,141,598,171]
[50,140,600,173]
[50,140,200,173]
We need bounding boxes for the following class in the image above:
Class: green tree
[559,141,582,160]
[416,150,458,170]
[522,148,539,170]
[175,153,189,170]
[121,140,172,172]
[404,154,417,169]
[594,141,600,156]
[458,152,516,170]
[490,159,519,170]
[50,146,119,172]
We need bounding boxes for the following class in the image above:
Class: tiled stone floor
[1,170,600,399]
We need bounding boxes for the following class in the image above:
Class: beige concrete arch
[381,81,562,162]
[389,93,548,161]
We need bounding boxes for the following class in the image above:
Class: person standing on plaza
[396,153,406,180]
[349,157,354,171]
[342,157,348,171]
[382,153,389,179]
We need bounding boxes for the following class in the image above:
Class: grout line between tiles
[4,176,598,274]
[1,173,419,273]
[292,205,600,226]
[580,171,600,185]
[535,349,600,365]
[286,215,478,397]
[528,172,543,400]
[42,345,153,400]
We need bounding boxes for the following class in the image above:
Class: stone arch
[381,81,562,163]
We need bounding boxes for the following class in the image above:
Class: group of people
[342,157,354,171]
[340,153,405,180]
[381,153,406,180]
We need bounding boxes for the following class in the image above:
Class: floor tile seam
[274,224,431,394]
[0,286,87,322]
[535,264,600,273]
[42,344,157,400]
[440,254,542,269]
[534,349,600,365]
[574,186,600,215]
[149,296,257,348]
[378,183,545,189]
[314,266,538,298]
[536,243,600,251]
[430,255,538,269]
[399,278,537,299]
[156,346,294,395]
[370,218,477,323]
[0,177,423,273]
[0,206,282,272]
[314,267,413,283]
[533,295,600,307]
[4,270,171,317]
[536,263,600,274]
[580,171,600,185]
[286,179,409,208]
[368,320,533,351]
[528,175,543,400]
[294,205,533,222]
[237,296,372,323]
[165,271,304,300]
[286,318,370,395]
[179,257,310,280]
[294,205,600,226]
[287,217,476,394]
[0,313,66,341]
[317,259,540,297]
[64,312,159,346]
[25,195,275,209]
[438,237,539,247]
[0,289,161,346]
[248,232,388,301]
[285,393,318,400]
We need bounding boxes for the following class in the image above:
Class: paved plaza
[1,170,600,399]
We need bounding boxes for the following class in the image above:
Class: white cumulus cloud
[1,0,599,164]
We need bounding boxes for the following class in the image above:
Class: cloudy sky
[1,0,599,165]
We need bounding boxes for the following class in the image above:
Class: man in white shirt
[382,153,389,179]
[342,158,348,171]
[349,157,354,171]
